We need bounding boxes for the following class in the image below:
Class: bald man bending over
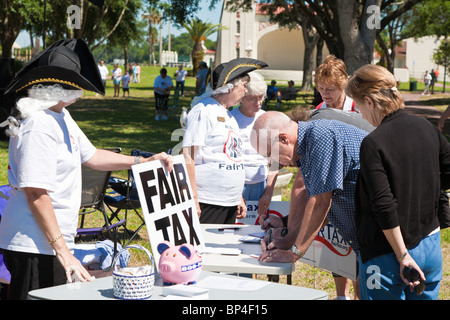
[250,111,367,265]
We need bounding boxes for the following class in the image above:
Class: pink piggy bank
[157,241,203,285]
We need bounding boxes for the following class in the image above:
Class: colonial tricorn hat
[208,58,268,90]
[5,38,104,96]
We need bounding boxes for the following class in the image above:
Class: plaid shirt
[297,119,368,253]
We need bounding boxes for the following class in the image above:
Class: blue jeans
[359,231,442,300]
[242,181,266,202]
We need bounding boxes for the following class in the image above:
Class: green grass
[1,65,449,299]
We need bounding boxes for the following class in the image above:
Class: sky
[15,0,223,48]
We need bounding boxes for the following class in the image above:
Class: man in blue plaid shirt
[251,111,367,263]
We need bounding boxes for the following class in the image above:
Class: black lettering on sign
[155,216,171,241]
[182,207,201,246]
[172,213,187,245]
[173,163,192,202]
[139,170,158,214]
[157,167,176,210]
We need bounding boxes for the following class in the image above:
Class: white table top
[27,271,328,300]
[200,224,295,276]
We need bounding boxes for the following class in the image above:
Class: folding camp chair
[0,185,11,299]
[78,147,122,230]
[104,149,156,246]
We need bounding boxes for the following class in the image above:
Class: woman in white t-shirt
[182,58,268,224]
[231,72,278,216]
[0,39,173,300]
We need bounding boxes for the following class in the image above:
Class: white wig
[5,84,83,136]
[190,75,249,107]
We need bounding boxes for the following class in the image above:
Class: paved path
[402,92,444,120]
[401,92,450,137]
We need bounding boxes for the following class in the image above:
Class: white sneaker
[155,115,160,120]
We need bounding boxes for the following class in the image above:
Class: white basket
[112,244,155,300]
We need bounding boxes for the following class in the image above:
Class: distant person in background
[153,68,173,121]
[283,80,298,101]
[97,60,109,91]
[175,65,188,97]
[431,69,437,94]
[127,64,134,83]
[134,63,141,83]
[263,80,281,109]
[195,61,209,96]
[422,70,432,96]
[122,70,131,97]
[112,63,122,97]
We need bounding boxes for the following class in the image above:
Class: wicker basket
[112,244,155,300]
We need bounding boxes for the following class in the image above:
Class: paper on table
[239,235,261,243]
[196,276,269,291]
[203,247,242,255]
[248,232,266,238]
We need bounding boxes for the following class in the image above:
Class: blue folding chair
[0,185,12,299]
[76,148,126,260]
[104,149,156,246]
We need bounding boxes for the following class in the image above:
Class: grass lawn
[0,65,449,299]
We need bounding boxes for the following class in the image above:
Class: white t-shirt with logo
[0,108,96,255]
[230,107,268,184]
[183,97,245,206]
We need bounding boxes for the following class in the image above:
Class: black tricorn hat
[207,58,268,90]
[5,38,104,96]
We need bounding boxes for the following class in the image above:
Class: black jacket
[355,109,450,263]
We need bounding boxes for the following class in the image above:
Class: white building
[215,2,446,83]
[215,2,329,81]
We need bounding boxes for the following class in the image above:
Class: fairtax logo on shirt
[223,130,242,162]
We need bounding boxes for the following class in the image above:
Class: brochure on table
[132,155,205,268]
[240,201,357,281]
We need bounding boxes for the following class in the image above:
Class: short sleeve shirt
[154,75,173,92]
[183,97,245,206]
[297,119,367,253]
[0,108,96,255]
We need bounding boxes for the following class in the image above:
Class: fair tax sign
[132,155,205,266]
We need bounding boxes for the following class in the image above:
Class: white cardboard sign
[241,201,357,280]
[132,155,205,266]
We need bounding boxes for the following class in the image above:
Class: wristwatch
[291,244,304,258]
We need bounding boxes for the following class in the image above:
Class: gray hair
[245,72,267,98]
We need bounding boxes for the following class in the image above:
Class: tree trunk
[376,32,394,73]
[191,41,204,75]
[124,44,128,71]
[301,19,319,91]
[337,0,380,74]
[149,22,154,66]
[316,38,324,68]
[0,9,23,58]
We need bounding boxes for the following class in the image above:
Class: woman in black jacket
[346,64,450,300]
